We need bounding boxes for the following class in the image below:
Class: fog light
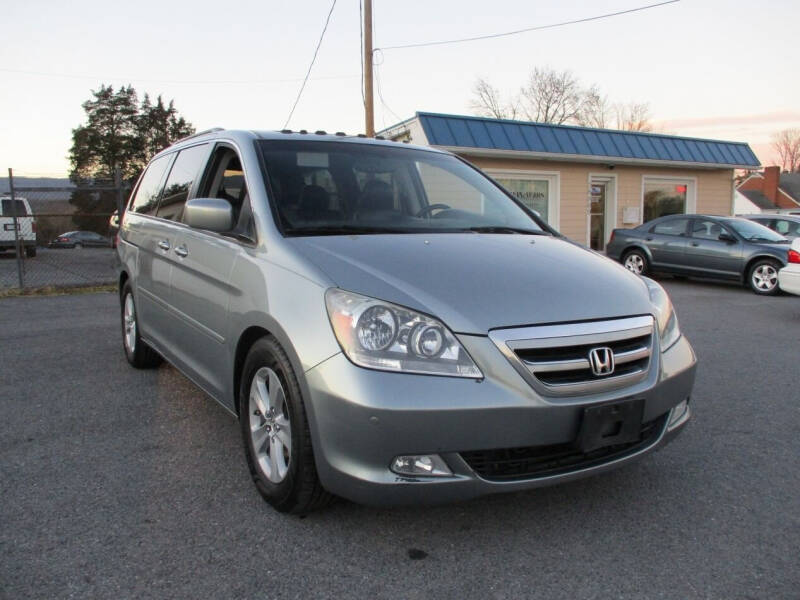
[668,399,689,427]
[391,454,452,477]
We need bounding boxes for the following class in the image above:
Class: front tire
[121,282,162,368]
[622,249,649,275]
[25,246,36,258]
[748,259,781,295]
[239,336,332,514]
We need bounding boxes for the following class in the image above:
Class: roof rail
[175,127,225,144]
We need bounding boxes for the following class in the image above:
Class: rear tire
[747,259,781,295]
[25,246,36,258]
[239,336,333,514]
[622,249,649,276]
[121,282,162,368]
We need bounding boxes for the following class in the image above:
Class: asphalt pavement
[1,279,799,599]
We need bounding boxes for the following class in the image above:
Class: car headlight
[325,288,483,378]
[643,277,681,351]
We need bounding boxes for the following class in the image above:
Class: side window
[130,155,171,215]
[690,219,725,240]
[774,220,796,235]
[157,144,209,221]
[652,218,689,236]
[1,199,29,216]
[201,147,255,241]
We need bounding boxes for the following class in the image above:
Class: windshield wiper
[285,225,412,236]
[467,226,549,235]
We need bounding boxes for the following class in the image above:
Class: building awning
[384,112,761,170]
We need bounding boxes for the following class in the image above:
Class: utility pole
[363,0,375,137]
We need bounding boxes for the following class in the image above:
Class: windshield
[727,219,788,243]
[258,140,547,236]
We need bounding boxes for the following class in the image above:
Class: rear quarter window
[130,154,172,216]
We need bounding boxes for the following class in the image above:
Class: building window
[643,179,690,222]
[488,172,558,226]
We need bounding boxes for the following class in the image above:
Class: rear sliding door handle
[174,245,188,258]
[157,240,170,251]
[690,242,700,247]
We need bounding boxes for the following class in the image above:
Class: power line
[0,66,357,86]
[283,0,338,129]
[377,0,680,51]
[374,52,403,126]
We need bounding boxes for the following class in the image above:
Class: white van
[0,196,37,257]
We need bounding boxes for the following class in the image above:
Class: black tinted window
[130,155,171,215]
[652,218,689,236]
[1,199,29,216]
[157,144,209,221]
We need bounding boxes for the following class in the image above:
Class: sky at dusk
[1,0,798,176]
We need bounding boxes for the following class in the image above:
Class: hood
[288,234,654,334]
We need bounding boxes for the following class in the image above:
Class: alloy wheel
[624,253,645,274]
[123,294,136,353]
[248,367,292,483]
[752,264,778,291]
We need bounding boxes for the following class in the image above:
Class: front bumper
[303,334,696,506]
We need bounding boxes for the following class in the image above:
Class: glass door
[590,182,606,251]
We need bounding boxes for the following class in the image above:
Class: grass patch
[0,284,116,298]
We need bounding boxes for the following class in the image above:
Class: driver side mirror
[183,198,233,232]
[718,231,736,243]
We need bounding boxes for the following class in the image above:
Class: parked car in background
[0,195,36,257]
[778,238,800,296]
[49,230,112,248]
[743,214,800,240]
[606,214,791,295]
[117,129,696,514]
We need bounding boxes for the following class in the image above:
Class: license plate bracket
[577,398,644,453]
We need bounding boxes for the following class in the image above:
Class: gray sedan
[606,214,791,295]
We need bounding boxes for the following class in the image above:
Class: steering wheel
[416,203,451,218]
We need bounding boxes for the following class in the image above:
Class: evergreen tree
[137,94,195,167]
[67,84,195,226]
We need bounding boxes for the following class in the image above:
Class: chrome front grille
[489,316,655,396]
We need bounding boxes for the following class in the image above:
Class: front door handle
[645,237,654,241]
[157,240,170,251]
[691,242,700,247]
[174,245,188,258]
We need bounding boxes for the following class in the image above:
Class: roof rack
[175,127,224,144]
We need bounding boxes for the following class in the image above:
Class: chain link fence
[1,169,132,291]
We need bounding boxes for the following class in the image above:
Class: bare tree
[771,128,800,172]
[614,102,653,132]
[577,87,612,128]
[469,68,657,132]
[516,67,586,124]
[469,78,516,119]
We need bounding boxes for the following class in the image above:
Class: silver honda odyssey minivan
[117,129,696,513]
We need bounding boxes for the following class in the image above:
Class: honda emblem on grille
[588,347,615,376]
